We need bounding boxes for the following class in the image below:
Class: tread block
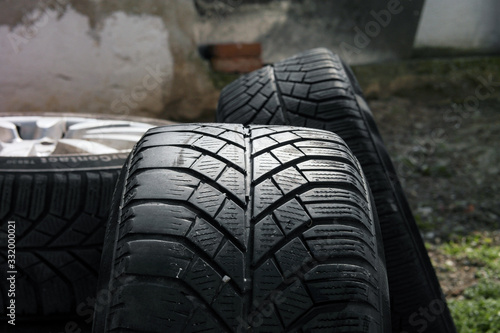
[128,169,199,202]
[84,172,101,215]
[15,175,33,218]
[269,131,301,143]
[291,83,310,98]
[309,87,350,101]
[214,241,245,290]
[302,311,377,332]
[49,174,66,217]
[141,131,201,147]
[253,136,279,154]
[304,202,372,232]
[246,82,264,96]
[254,179,284,216]
[304,225,376,256]
[189,183,226,218]
[215,199,247,249]
[252,309,283,333]
[131,147,201,172]
[304,264,376,285]
[262,92,280,113]
[218,144,246,170]
[288,71,306,83]
[297,100,317,117]
[278,81,294,95]
[64,173,82,219]
[272,166,307,194]
[301,170,365,195]
[253,215,285,264]
[50,214,99,247]
[305,237,376,265]
[29,174,48,220]
[116,240,193,278]
[253,259,284,304]
[109,284,191,332]
[260,80,275,98]
[299,187,367,207]
[216,167,246,204]
[309,80,350,93]
[274,238,313,278]
[17,215,66,246]
[282,96,300,112]
[120,203,195,237]
[307,279,378,307]
[192,135,228,153]
[297,158,364,184]
[0,174,14,219]
[184,257,222,304]
[186,307,224,332]
[224,104,256,124]
[211,284,242,329]
[273,199,310,235]
[187,217,224,258]
[270,144,305,164]
[276,280,313,326]
[218,130,245,147]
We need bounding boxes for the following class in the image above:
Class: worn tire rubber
[216,48,456,333]
[0,155,123,329]
[0,113,171,327]
[93,123,390,332]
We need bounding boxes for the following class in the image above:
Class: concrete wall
[0,0,425,119]
[415,0,500,53]
[0,0,219,121]
[1,0,498,120]
[194,0,425,64]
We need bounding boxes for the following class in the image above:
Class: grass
[434,233,500,332]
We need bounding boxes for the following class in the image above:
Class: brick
[211,57,262,73]
[209,43,261,58]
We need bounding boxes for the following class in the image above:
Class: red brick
[209,43,261,58]
[211,57,262,73]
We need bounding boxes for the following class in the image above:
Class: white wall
[0,8,173,116]
[0,1,219,120]
[415,0,500,52]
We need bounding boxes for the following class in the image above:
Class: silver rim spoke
[0,116,156,157]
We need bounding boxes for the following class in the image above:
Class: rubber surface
[93,123,390,332]
[217,48,456,333]
[0,113,172,325]
[0,155,124,322]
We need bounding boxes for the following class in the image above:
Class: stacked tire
[216,48,456,333]
[92,124,391,332]
[0,114,169,331]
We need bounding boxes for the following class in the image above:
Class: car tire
[216,48,456,333]
[0,113,171,327]
[93,123,390,332]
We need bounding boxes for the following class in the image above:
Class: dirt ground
[352,56,500,300]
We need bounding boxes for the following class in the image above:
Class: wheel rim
[0,116,157,157]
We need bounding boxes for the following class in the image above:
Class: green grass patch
[449,298,500,333]
[441,233,500,271]
[437,233,500,332]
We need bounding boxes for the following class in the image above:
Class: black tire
[93,124,390,332]
[0,157,122,326]
[216,49,456,333]
[0,113,171,328]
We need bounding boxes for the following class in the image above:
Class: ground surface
[353,56,500,332]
